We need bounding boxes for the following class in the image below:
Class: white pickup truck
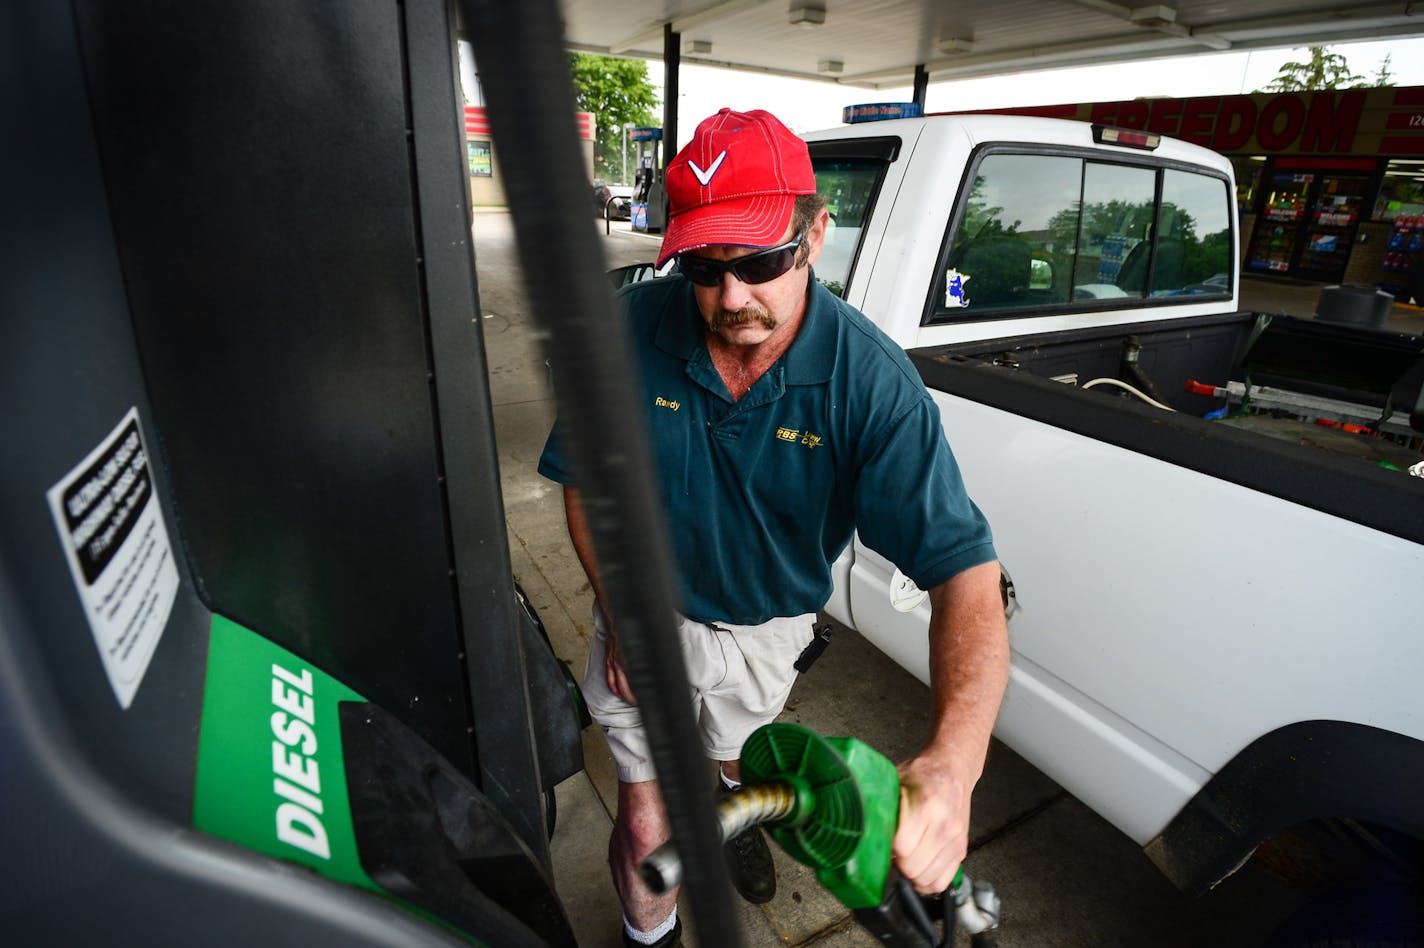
[794,114,1424,909]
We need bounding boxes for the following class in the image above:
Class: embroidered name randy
[655,397,681,412]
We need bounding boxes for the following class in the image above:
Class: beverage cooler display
[1247,171,1370,282]
[1381,215,1424,303]
[1247,172,1311,273]
[1382,215,1424,276]
[1296,175,1368,281]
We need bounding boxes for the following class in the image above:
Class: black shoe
[719,781,777,904]
[621,918,682,948]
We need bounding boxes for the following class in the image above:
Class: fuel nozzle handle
[640,724,1002,947]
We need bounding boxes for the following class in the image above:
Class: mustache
[710,306,777,331]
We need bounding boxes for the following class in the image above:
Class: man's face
[685,209,828,348]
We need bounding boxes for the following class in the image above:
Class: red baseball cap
[656,108,817,268]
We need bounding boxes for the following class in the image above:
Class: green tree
[1259,46,1363,92]
[567,53,659,184]
[1373,53,1394,88]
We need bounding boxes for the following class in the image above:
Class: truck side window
[940,154,1079,314]
[929,152,1234,323]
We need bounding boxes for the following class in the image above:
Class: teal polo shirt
[538,275,996,625]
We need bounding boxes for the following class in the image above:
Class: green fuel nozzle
[639,723,1000,947]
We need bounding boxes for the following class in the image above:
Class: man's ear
[802,207,831,267]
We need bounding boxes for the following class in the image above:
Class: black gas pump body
[2,0,580,943]
[630,128,665,233]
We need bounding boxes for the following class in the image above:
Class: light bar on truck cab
[1092,124,1160,150]
[843,102,923,124]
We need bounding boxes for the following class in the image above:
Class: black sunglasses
[676,232,805,287]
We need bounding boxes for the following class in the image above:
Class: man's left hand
[892,751,973,894]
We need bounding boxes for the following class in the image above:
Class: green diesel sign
[193,615,374,889]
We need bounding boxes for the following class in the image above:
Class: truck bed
[909,311,1424,545]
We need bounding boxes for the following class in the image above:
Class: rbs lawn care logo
[776,427,825,449]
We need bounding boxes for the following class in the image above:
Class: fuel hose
[455,2,743,945]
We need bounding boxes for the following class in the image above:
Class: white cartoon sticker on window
[944,268,971,308]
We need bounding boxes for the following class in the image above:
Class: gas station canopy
[557,0,1424,87]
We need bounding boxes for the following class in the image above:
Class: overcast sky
[651,38,1424,136]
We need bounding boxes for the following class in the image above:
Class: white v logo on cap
[687,150,727,186]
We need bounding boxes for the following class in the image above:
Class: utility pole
[622,123,633,184]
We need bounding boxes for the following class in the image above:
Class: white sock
[719,769,740,791]
[624,909,677,945]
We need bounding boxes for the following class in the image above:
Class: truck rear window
[929,151,1233,322]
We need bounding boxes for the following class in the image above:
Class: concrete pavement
[471,209,1389,947]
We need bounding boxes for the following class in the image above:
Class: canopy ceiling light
[683,38,712,54]
[936,37,975,55]
[1129,5,1177,27]
[817,58,843,74]
[789,4,826,28]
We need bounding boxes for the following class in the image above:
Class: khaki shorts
[582,608,816,783]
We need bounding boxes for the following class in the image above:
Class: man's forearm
[923,560,1010,780]
[563,485,610,615]
[565,486,640,703]
[891,559,1009,891]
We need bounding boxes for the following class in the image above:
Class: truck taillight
[1092,124,1161,150]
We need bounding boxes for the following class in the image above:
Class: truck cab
[806,115,1238,349]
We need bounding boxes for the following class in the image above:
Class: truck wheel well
[1145,721,1424,897]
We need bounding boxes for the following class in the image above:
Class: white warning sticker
[47,407,178,709]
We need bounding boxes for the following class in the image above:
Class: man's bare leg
[609,779,679,933]
[715,757,776,903]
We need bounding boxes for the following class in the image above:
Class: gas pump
[629,126,664,233]
[7,0,740,945]
[3,0,585,944]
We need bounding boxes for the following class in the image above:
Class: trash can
[1315,284,1394,329]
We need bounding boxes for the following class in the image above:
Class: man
[538,108,1009,948]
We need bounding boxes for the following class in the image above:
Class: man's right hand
[604,623,637,705]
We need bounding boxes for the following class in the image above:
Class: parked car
[593,183,633,220]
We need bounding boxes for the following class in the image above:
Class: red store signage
[972,86,1424,156]
[1088,91,1367,154]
